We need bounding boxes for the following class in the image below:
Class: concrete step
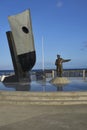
[1,95,87,100]
[0,100,87,105]
[0,91,87,105]
[1,91,87,96]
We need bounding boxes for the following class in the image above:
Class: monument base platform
[50,77,70,86]
[1,74,31,83]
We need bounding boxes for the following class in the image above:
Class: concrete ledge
[0,100,87,106]
[1,91,87,96]
[0,91,87,105]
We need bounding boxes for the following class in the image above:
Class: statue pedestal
[2,74,31,83]
[50,77,70,86]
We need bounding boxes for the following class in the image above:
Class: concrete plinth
[50,77,70,86]
[2,74,31,83]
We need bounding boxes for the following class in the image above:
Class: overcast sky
[0,0,87,70]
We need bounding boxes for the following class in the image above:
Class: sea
[0,69,87,92]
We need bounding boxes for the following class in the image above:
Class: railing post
[83,70,85,80]
[52,70,55,78]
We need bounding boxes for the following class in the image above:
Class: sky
[0,0,87,70]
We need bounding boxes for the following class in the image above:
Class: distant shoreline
[0,68,87,72]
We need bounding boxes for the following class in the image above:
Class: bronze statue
[55,55,71,77]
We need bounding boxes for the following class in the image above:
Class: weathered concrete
[0,91,87,105]
[0,104,87,130]
[50,77,70,85]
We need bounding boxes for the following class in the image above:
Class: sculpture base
[1,74,31,83]
[50,77,70,86]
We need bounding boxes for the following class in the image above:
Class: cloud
[80,41,87,51]
[83,41,87,48]
[83,41,87,45]
[57,0,63,8]
[80,48,84,51]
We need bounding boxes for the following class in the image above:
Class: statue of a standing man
[55,55,71,77]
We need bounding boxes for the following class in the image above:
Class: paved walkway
[0,104,87,130]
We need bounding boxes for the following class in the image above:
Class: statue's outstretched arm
[63,59,71,62]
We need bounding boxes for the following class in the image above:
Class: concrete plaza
[0,104,87,130]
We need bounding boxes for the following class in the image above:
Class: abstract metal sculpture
[3,9,36,82]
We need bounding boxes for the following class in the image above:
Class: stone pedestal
[50,77,70,86]
[2,74,31,83]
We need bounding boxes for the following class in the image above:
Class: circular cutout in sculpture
[22,26,29,34]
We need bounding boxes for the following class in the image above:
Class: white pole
[83,70,85,80]
[52,70,55,78]
[42,36,44,71]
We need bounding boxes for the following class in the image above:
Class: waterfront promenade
[0,69,87,129]
[0,104,87,130]
[0,91,87,129]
